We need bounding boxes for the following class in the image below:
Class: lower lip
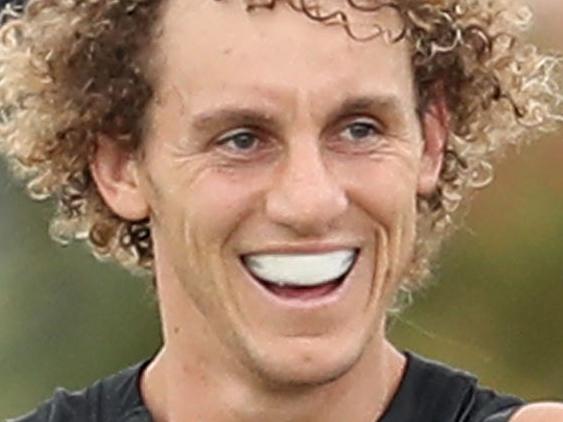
[261,278,344,300]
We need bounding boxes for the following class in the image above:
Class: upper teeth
[243,249,357,287]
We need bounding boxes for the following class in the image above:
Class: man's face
[131,1,441,388]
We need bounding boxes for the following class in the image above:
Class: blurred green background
[1,1,563,419]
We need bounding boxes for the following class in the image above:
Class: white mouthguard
[243,249,357,287]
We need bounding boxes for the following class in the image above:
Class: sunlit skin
[91,1,447,421]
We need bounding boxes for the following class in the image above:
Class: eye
[216,128,261,154]
[339,119,381,142]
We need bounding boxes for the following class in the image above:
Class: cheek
[339,157,419,226]
[337,155,420,277]
[175,165,269,248]
[151,165,271,320]
[351,167,418,319]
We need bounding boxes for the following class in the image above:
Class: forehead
[155,0,414,115]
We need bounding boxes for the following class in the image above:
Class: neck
[141,337,405,422]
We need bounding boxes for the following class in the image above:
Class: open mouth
[241,249,360,301]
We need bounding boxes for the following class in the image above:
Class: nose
[265,141,349,236]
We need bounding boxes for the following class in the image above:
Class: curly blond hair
[0,0,561,294]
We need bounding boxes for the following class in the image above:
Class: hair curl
[0,0,561,297]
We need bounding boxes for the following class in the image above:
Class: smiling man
[1,0,563,421]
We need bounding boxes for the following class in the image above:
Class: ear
[417,89,449,196]
[89,134,149,220]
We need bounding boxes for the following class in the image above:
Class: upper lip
[240,242,362,256]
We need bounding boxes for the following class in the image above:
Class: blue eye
[217,129,259,153]
[340,120,380,142]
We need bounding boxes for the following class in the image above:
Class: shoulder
[7,360,149,422]
[510,403,563,422]
[383,352,526,422]
[427,357,563,422]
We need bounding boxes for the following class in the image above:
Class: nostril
[262,143,350,233]
[265,172,348,234]
[264,193,348,235]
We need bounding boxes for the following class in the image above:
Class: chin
[244,332,370,390]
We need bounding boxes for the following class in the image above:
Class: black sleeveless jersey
[8,352,524,422]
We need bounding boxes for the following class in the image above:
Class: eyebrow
[189,94,407,133]
[325,95,407,123]
[191,107,279,133]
